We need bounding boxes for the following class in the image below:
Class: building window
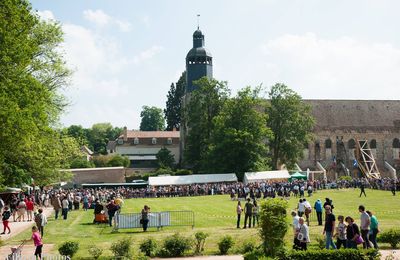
[393,138,400,148]
[134,137,139,145]
[370,139,377,149]
[167,138,172,145]
[152,138,157,145]
[348,139,356,149]
[325,139,332,149]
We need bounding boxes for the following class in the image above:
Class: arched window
[325,139,332,149]
[393,138,400,148]
[370,139,377,149]
[348,139,356,149]
[133,137,139,145]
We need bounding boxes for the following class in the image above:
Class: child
[336,215,347,249]
[26,226,43,260]
[1,206,11,234]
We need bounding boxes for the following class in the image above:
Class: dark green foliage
[165,71,186,130]
[175,169,193,175]
[86,123,122,155]
[140,106,165,131]
[259,198,288,257]
[110,237,132,258]
[139,238,158,257]
[314,235,326,249]
[160,233,192,257]
[194,231,209,254]
[156,147,175,169]
[92,154,129,168]
[241,240,257,254]
[153,167,175,176]
[278,249,380,260]
[218,235,234,255]
[69,158,95,169]
[267,83,315,169]
[88,245,103,259]
[378,229,400,248]
[58,241,79,257]
[243,249,270,260]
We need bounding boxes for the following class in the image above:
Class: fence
[5,255,68,260]
[115,210,194,231]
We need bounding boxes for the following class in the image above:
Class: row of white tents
[148,170,304,186]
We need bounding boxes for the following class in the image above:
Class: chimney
[123,126,128,142]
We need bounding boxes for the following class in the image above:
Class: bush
[134,252,149,260]
[110,237,132,258]
[279,249,380,260]
[160,233,192,257]
[241,240,256,254]
[259,198,288,257]
[154,167,175,176]
[139,238,158,257]
[378,229,400,248]
[58,241,79,257]
[243,249,271,260]
[218,235,234,255]
[175,169,193,176]
[314,235,326,249]
[194,231,209,254]
[88,245,103,259]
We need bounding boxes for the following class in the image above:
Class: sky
[30,0,400,129]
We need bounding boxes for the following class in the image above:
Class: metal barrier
[5,255,68,260]
[115,210,194,231]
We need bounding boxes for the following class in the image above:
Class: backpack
[34,213,42,225]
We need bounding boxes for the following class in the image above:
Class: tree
[140,106,165,131]
[184,77,230,172]
[156,147,175,169]
[0,0,75,187]
[207,87,272,178]
[266,84,315,170]
[86,123,122,154]
[164,72,186,130]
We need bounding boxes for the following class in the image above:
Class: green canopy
[289,172,307,181]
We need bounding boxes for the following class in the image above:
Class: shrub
[279,249,380,260]
[218,235,234,255]
[139,238,158,257]
[134,252,149,260]
[160,233,192,257]
[378,229,400,249]
[241,240,256,254]
[110,237,133,258]
[314,234,326,249]
[259,198,288,257]
[243,249,271,260]
[175,169,193,175]
[194,231,209,254]
[58,241,79,257]
[88,245,103,259]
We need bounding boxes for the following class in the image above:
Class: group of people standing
[236,198,260,229]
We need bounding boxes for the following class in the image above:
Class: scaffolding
[355,140,381,179]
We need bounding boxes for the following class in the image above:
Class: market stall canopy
[289,172,307,181]
[148,173,237,186]
[243,170,291,184]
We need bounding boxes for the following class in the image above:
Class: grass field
[4,188,400,258]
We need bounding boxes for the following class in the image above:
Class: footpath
[0,207,54,257]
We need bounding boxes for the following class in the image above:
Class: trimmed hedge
[378,229,400,249]
[278,249,380,260]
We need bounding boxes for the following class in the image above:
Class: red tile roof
[121,130,180,139]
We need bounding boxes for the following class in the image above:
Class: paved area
[0,243,55,257]
[152,256,243,260]
[380,250,400,260]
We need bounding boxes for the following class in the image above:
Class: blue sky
[30,0,400,129]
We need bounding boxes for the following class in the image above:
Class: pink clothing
[32,232,43,246]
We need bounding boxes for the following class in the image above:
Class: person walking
[51,195,61,220]
[252,200,259,227]
[359,182,367,197]
[336,215,347,249]
[26,198,34,222]
[1,206,11,234]
[359,205,371,249]
[291,211,301,250]
[314,199,323,226]
[323,205,337,249]
[345,216,360,249]
[243,199,253,228]
[106,200,119,227]
[141,205,150,232]
[236,201,242,228]
[366,210,379,249]
[34,209,47,237]
[61,196,69,220]
[26,226,43,260]
[297,217,310,250]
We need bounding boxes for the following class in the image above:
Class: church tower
[180,27,213,165]
[185,27,213,92]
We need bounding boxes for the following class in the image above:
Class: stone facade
[299,100,400,178]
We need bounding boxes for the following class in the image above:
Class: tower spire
[197,14,200,29]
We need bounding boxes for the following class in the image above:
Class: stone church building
[181,27,400,179]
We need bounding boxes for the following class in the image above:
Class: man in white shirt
[291,211,301,249]
[359,205,371,249]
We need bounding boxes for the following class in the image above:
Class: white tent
[243,170,290,184]
[148,173,238,186]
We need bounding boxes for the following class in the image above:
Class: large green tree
[156,147,176,169]
[184,77,230,172]
[0,0,76,187]
[86,123,122,154]
[140,106,165,131]
[164,71,186,130]
[267,83,315,170]
[207,87,272,177]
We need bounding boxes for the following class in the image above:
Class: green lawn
[4,188,400,258]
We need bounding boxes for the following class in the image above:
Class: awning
[243,170,291,184]
[149,173,238,186]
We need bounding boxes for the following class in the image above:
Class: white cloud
[133,46,164,64]
[260,33,400,99]
[37,10,55,21]
[83,9,132,32]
